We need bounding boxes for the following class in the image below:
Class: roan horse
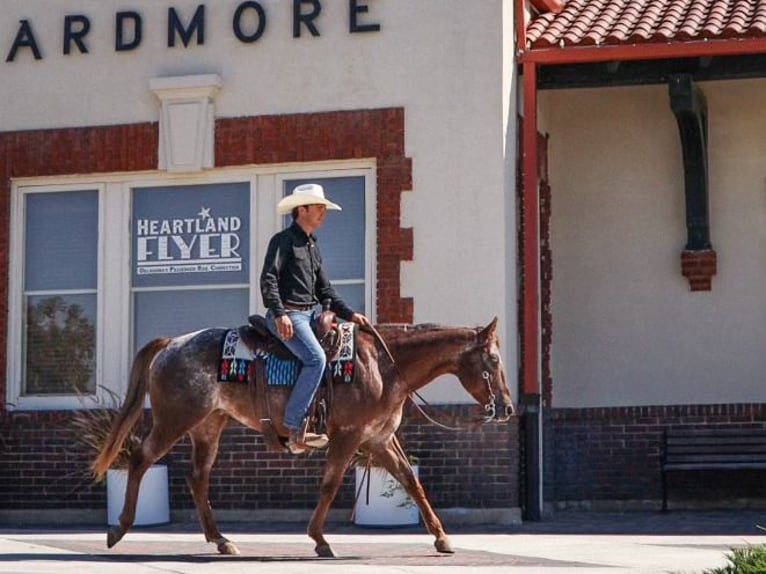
[92,317,514,557]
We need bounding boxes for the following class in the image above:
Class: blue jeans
[265,309,327,431]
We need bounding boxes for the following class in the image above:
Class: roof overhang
[520,36,766,66]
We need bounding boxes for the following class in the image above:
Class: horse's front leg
[307,435,360,557]
[370,438,454,554]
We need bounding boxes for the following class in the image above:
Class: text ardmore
[6,0,381,62]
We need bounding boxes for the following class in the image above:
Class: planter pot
[106,464,170,526]
[354,465,419,527]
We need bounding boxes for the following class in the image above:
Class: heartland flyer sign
[132,183,250,288]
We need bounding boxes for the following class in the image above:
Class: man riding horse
[260,183,371,454]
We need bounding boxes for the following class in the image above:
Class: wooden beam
[521,36,766,66]
[515,0,527,58]
[522,62,540,396]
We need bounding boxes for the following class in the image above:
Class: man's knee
[304,352,326,370]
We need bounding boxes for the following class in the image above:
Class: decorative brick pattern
[546,403,766,508]
[681,249,717,291]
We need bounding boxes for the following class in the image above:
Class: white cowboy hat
[277,183,342,215]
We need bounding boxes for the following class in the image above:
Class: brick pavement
[1,510,764,574]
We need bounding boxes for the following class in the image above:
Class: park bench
[661,428,766,511]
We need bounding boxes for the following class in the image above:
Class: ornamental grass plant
[69,385,141,481]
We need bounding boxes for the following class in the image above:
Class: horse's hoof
[217,541,240,555]
[106,527,122,549]
[315,543,336,558]
[435,537,455,554]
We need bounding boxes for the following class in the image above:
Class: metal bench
[661,428,766,511]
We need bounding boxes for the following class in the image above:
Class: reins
[407,390,487,431]
[372,325,502,432]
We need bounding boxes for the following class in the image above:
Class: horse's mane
[376,323,449,331]
[373,323,479,345]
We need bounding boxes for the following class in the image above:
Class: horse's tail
[91,337,172,481]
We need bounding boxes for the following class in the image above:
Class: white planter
[354,465,419,527]
[107,464,170,526]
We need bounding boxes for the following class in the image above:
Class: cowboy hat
[277,183,342,215]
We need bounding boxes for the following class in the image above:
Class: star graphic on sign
[198,206,211,219]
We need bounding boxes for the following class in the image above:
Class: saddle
[238,308,346,453]
[244,310,344,363]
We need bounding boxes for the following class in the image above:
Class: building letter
[233,1,266,43]
[64,15,90,55]
[168,5,205,47]
[116,11,142,52]
[6,20,42,62]
[293,0,321,38]
[350,0,380,33]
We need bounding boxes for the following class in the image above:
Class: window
[8,165,373,410]
[131,183,251,351]
[22,189,99,395]
[283,176,368,312]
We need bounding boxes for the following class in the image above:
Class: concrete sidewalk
[0,511,764,574]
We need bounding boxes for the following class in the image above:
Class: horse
[91,316,515,557]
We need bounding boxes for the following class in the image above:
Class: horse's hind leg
[369,438,454,554]
[186,412,239,555]
[107,424,182,548]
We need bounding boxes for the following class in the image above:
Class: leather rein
[379,333,506,432]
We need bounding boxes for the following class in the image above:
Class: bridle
[480,344,508,423]
[408,340,510,431]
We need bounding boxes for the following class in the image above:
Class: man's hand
[350,313,372,328]
[275,314,294,340]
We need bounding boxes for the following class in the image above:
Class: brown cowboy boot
[287,418,329,454]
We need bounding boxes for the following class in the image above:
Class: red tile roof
[526,0,766,49]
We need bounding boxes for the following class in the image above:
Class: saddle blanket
[218,322,356,386]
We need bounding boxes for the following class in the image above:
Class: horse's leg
[369,439,454,554]
[186,412,239,555]
[107,422,183,548]
[307,434,360,558]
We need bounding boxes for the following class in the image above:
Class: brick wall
[545,403,766,509]
[0,405,519,514]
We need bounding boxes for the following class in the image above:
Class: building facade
[0,0,521,525]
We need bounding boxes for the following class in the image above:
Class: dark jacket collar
[288,221,316,242]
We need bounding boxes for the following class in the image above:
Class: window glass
[134,289,249,350]
[132,183,250,350]
[25,191,98,290]
[284,176,366,310]
[23,190,98,395]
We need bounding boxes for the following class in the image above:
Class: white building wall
[1,0,515,404]
[541,79,766,407]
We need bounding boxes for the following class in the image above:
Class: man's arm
[315,266,361,323]
[260,235,287,317]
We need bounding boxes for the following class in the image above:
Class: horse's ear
[479,316,498,342]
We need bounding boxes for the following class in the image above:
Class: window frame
[274,168,376,320]
[8,183,107,411]
[7,162,375,411]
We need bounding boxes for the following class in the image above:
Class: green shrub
[703,545,766,574]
